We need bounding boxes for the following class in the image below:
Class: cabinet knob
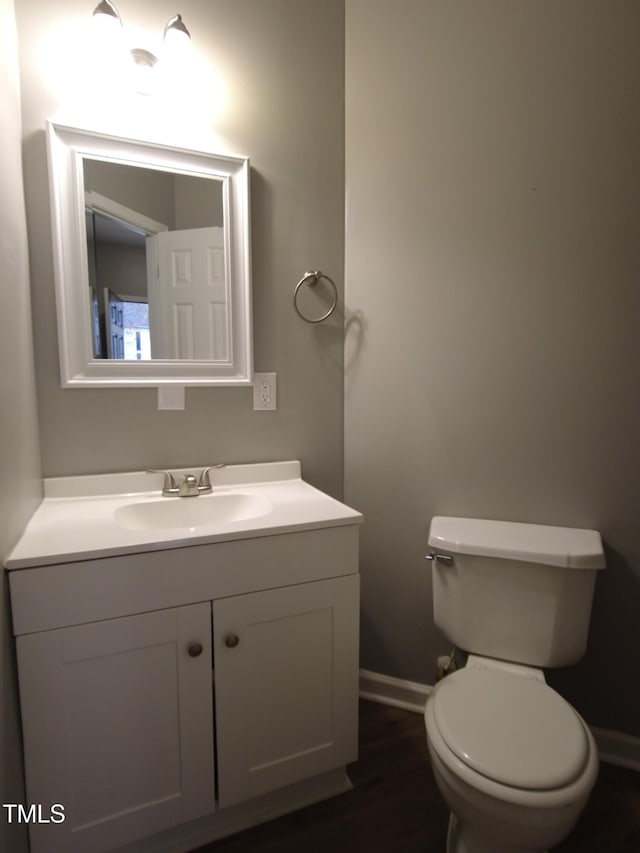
[224,634,240,648]
[188,643,203,658]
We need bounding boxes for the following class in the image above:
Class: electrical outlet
[253,372,277,411]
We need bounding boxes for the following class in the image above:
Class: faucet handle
[198,464,224,492]
[146,469,178,496]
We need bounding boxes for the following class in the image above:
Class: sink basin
[114,493,272,531]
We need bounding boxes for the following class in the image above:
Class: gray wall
[174,174,224,229]
[345,0,640,737]
[16,0,346,499]
[84,160,177,228]
[0,1,41,850]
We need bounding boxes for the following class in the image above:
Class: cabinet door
[213,575,359,808]
[17,603,215,853]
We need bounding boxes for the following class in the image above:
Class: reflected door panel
[148,227,229,360]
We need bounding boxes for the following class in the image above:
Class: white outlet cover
[157,385,185,410]
[253,372,277,411]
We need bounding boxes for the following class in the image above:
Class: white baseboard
[359,668,640,772]
[591,727,640,772]
[359,668,431,714]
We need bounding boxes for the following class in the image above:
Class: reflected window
[123,301,150,360]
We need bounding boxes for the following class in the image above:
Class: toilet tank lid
[428,516,605,569]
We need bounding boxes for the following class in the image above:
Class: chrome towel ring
[293,270,338,323]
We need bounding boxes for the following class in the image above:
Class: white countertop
[5,461,362,569]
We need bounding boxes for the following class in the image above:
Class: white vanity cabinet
[16,603,216,853]
[9,523,360,853]
[213,575,359,809]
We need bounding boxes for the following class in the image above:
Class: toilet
[424,516,606,853]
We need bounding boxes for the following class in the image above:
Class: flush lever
[425,552,453,567]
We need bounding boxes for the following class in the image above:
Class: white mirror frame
[46,121,253,387]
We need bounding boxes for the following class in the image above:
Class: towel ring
[293,270,338,323]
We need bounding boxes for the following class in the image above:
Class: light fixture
[92,0,122,30]
[163,14,191,49]
[91,1,192,92]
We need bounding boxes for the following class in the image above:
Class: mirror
[46,121,253,387]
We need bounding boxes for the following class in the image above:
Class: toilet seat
[431,667,589,790]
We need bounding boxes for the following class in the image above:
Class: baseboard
[591,727,640,772]
[359,668,431,714]
[359,668,640,772]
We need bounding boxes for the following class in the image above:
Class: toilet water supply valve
[437,651,457,680]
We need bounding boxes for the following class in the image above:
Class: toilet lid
[432,668,588,790]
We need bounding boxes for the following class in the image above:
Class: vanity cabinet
[16,604,215,853]
[10,526,360,853]
[214,576,359,809]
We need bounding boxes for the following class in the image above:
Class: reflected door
[104,288,125,359]
[147,227,228,360]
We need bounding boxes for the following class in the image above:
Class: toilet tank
[428,516,606,668]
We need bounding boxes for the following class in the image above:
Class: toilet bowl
[425,657,599,853]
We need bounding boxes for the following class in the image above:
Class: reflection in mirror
[83,160,225,361]
[46,121,252,387]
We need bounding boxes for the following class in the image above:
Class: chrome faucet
[147,466,223,497]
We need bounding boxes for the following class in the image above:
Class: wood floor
[198,699,640,853]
